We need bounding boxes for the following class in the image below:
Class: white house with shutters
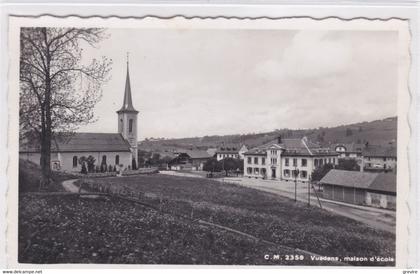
[243,136,339,182]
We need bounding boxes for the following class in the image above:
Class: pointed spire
[117,52,138,113]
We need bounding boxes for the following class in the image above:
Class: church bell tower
[117,54,139,166]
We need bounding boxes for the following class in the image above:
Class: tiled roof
[369,173,397,193]
[181,150,212,159]
[333,143,364,153]
[243,147,267,156]
[321,169,396,194]
[362,145,397,158]
[20,133,131,153]
[217,150,239,154]
[245,137,336,157]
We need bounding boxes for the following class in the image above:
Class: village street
[161,171,396,234]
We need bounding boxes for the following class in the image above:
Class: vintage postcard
[5,13,413,268]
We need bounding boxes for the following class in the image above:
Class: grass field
[19,169,395,265]
[20,194,307,264]
[80,174,394,265]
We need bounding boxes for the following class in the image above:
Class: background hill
[138,116,397,152]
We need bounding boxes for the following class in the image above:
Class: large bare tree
[19,27,112,188]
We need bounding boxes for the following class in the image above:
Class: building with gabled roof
[321,169,396,209]
[213,144,248,161]
[362,145,397,171]
[243,136,338,182]
[19,57,139,173]
[332,143,364,159]
[168,150,212,171]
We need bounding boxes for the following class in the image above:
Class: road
[161,171,395,234]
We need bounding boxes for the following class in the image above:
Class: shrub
[86,155,96,173]
[81,162,88,174]
[108,164,113,172]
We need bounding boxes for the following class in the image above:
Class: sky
[78,28,398,140]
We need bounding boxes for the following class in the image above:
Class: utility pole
[308,175,311,207]
[294,167,299,202]
[222,142,225,177]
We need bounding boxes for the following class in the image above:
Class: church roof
[20,133,131,153]
[117,60,138,114]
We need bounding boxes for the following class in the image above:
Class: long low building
[321,169,396,210]
[168,150,212,171]
[243,136,338,182]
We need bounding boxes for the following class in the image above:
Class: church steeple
[117,52,139,167]
[117,53,138,114]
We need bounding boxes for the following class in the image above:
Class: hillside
[138,117,397,152]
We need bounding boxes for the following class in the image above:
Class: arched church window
[73,156,78,167]
[102,155,107,165]
[115,155,120,165]
[129,119,133,133]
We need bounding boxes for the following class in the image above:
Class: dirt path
[62,179,83,193]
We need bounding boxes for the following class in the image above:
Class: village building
[333,143,364,159]
[243,137,338,182]
[361,145,397,171]
[321,169,396,210]
[214,145,248,161]
[19,59,139,173]
[168,150,212,171]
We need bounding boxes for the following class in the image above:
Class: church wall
[20,151,132,173]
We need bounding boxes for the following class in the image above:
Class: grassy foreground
[19,168,395,265]
[20,194,313,265]
[84,174,393,265]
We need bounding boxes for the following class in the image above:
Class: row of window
[72,155,120,168]
[247,156,337,168]
[245,167,308,179]
[284,158,306,167]
[365,157,395,161]
[247,157,266,165]
[314,158,336,167]
[283,169,308,179]
[218,154,239,159]
[246,167,267,175]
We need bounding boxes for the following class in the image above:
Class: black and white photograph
[6,15,412,268]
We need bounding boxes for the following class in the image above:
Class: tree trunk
[40,27,52,189]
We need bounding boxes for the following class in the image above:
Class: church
[19,61,139,173]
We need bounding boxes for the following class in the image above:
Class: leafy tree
[203,158,221,172]
[86,155,96,173]
[337,159,360,171]
[78,156,88,174]
[80,162,88,174]
[20,27,112,187]
[311,163,334,182]
[220,158,243,175]
[137,150,152,167]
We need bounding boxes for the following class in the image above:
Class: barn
[168,151,212,171]
[321,169,396,210]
